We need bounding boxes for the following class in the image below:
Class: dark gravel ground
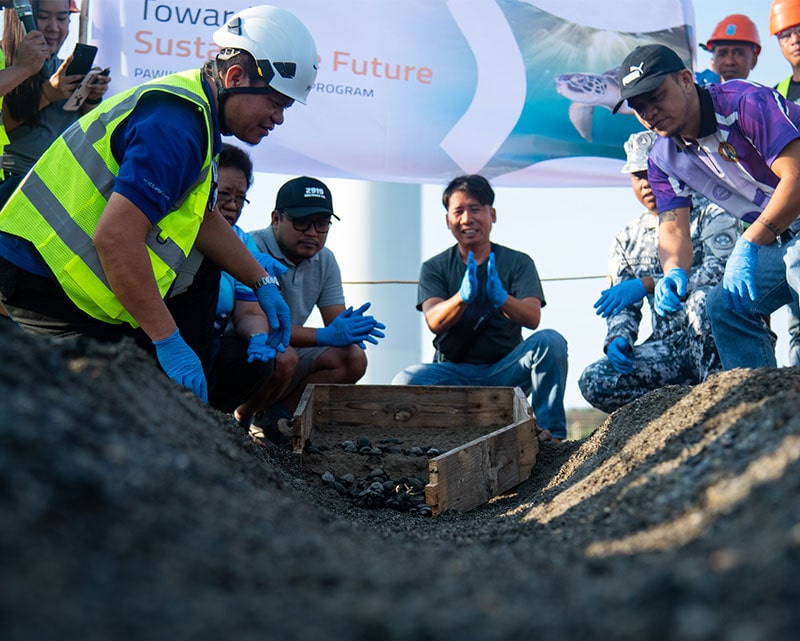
[2,319,800,641]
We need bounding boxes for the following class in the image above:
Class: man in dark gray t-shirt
[392,174,568,440]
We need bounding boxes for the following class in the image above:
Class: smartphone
[65,43,98,76]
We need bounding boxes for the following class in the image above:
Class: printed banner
[90,0,695,186]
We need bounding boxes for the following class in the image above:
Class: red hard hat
[770,0,800,36]
[701,14,761,54]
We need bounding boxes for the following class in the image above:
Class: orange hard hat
[770,0,800,36]
[701,14,761,54]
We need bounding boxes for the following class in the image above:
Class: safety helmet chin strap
[212,59,232,136]
[213,57,275,136]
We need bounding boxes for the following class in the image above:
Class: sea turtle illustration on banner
[555,67,634,142]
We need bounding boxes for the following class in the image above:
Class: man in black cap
[614,43,800,372]
[246,176,386,436]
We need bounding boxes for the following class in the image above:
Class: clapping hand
[486,252,507,308]
[459,250,478,303]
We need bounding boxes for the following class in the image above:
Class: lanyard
[693,144,726,179]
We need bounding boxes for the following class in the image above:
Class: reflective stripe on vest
[0,48,7,180]
[0,70,214,326]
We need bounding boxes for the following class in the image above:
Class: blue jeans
[392,329,568,439]
[708,234,800,369]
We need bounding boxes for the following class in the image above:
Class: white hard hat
[213,5,318,104]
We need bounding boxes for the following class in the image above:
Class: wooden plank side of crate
[291,384,319,455]
[425,417,538,515]
[306,384,516,428]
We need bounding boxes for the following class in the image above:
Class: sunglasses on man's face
[281,213,332,233]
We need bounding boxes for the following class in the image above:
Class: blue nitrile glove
[317,302,387,349]
[252,252,288,278]
[255,283,292,352]
[459,250,478,303]
[247,333,277,363]
[153,328,208,401]
[486,252,508,308]
[723,238,759,314]
[594,278,646,318]
[654,268,688,316]
[606,336,634,374]
[350,302,386,348]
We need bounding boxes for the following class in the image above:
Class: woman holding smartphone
[0,0,110,203]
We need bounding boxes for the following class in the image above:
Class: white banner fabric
[90,0,695,186]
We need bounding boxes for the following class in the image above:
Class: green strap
[777,75,792,98]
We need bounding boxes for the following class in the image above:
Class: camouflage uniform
[578,195,740,414]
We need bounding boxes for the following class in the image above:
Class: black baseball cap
[613,44,687,114]
[275,176,340,220]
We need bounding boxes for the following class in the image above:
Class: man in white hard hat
[0,6,318,402]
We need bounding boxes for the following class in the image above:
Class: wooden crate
[288,384,539,515]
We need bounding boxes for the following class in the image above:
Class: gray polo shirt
[249,226,345,324]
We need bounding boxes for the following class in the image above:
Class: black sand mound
[2,320,799,641]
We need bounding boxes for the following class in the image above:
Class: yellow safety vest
[0,69,216,326]
[0,48,8,180]
[777,75,792,98]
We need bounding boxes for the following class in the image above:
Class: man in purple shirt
[612,44,800,370]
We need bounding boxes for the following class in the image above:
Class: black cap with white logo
[275,176,340,220]
[613,44,687,114]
